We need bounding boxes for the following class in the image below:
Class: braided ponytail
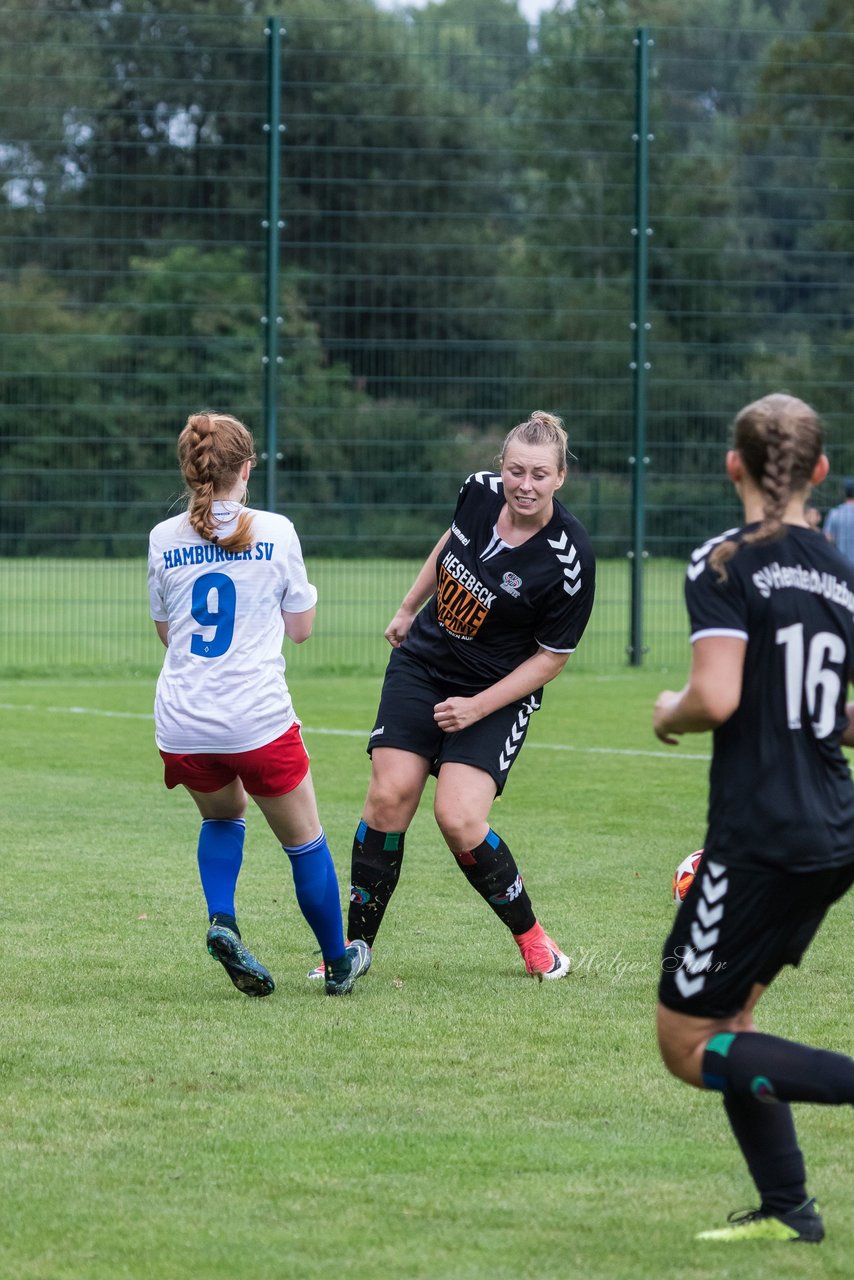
[709,394,823,582]
[177,411,256,554]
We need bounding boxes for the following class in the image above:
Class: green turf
[0,555,690,676]
[2,670,852,1278]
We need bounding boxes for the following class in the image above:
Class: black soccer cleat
[206,924,275,997]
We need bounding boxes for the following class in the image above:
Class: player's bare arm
[283,605,316,644]
[433,646,568,732]
[154,620,169,647]
[654,635,746,744]
[384,529,450,647]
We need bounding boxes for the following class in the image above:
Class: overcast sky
[374,1,561,25]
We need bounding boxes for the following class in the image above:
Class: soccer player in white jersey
[317,410,595,982]
[654,394,854,1243]
[148,411,369,997]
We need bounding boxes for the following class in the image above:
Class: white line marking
[0,702,710,761]
[0,702,155,721]
[527,741,709,761]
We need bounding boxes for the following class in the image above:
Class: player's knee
[364,800,403,831]
[364,784,411,831]
[433,804,480,852]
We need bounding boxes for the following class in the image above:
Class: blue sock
[197,818,246,922]
[283,830,345,963]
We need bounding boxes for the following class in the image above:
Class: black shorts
[658,857,854,1019]
[367,646,541,795]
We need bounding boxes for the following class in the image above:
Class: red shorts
[159,722,310,797]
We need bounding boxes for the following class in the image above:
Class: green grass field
[0,556,689,676]
[2,665,852,1279]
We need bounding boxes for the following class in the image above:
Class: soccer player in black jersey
[654,393,854,1244]
[333,411,595,980]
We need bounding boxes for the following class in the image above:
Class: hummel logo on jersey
[546,530,582,596]
[370,726,384,738]
[451,522,470,546]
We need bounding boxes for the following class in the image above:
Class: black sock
[347,821,405,948]
[703,1030,854,1105]
[723,1092,807,1214]
[452,828,536,935]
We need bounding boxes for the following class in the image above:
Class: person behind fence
[311,410,595,982]
[822,475,854,562]
[653,392,854,1244]
[147,410,370,998]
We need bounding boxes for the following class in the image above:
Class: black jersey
[686,523,854,871]
[402,471,595,691]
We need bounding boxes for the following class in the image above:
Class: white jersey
[148,503,317,753]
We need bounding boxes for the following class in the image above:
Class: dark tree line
[1,0,852,556]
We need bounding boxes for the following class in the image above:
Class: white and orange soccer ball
[672,850,703,902]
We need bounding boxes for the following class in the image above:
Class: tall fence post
[629,27,652,666]
[262,16,284,513]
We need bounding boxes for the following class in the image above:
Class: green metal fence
[2,2,853,675]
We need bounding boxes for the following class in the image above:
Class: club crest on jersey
[500,570,522,598]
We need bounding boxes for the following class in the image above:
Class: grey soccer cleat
[324,939,372,996]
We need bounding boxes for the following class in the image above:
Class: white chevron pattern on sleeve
[687,528,740,580]
[547,529,582,596]
[470,470,502,494]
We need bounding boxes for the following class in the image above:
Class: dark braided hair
[177,411,256,554]
[709,393,824,583]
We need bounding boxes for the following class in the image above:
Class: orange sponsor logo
[436,565,490,639]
